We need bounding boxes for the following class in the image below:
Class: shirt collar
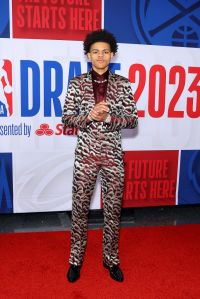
[91,69,109,81]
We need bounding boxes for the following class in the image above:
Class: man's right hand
[88,101,109,122]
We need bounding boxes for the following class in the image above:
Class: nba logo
[0,59,12,117]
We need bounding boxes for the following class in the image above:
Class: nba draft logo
[0,0,10,38]
[0,59,12,117]
[132,0,200,47]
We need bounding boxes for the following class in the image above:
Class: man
[62,29,138,283]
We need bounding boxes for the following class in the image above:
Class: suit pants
[68,152,124,267]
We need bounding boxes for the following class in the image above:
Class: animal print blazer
[62,70,138,158]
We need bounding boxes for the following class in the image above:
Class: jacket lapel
[106,71,117,107]
[81,72,95,106]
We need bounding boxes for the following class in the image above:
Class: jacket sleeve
[61,79,90,129]
[104,80,138,131]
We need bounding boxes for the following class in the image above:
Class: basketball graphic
[178,151,200,205]
[189,151,200,195]
[131,0,200,48]
[172,25,199,47]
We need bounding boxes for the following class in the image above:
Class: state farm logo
[35,124,54,136]
[0,59,12,117]
[35,123,78,136]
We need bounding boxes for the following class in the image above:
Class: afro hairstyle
[83,29,118,55]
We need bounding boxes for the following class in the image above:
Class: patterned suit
[62,70,138,267]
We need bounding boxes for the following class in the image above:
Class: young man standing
[62,29,138,283]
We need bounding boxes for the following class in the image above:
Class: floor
[0,205,200,233]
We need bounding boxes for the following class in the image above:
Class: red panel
[12,0,102,40]
[122,150,179,207]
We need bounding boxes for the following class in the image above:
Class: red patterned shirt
[91,69,109,103]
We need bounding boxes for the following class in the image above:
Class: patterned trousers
[68,153,124,267]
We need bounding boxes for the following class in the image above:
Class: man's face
[87,42,113,74]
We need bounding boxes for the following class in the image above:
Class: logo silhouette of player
[0,59,12,116]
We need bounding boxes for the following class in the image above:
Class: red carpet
[0,225,200,299]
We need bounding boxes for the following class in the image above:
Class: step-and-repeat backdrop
[0,0,200,213]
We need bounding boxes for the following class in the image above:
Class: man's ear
[87,53,91,60]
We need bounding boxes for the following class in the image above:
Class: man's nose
[98,52,104,57]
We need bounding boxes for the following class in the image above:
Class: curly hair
[83,29,118,55]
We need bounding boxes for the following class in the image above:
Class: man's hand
[88,101,109,122]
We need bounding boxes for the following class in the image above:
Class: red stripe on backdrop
[0,225,200,299]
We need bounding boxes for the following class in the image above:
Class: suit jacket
[62,70,138,159]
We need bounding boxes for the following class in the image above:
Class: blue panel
[178,150,200,204]
[0,153,13,213]
[0,102,7,116]
[0,0,10,38]
[104,0,200,48]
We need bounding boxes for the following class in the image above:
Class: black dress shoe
[67,264,81,282]
[103,262,124,282]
